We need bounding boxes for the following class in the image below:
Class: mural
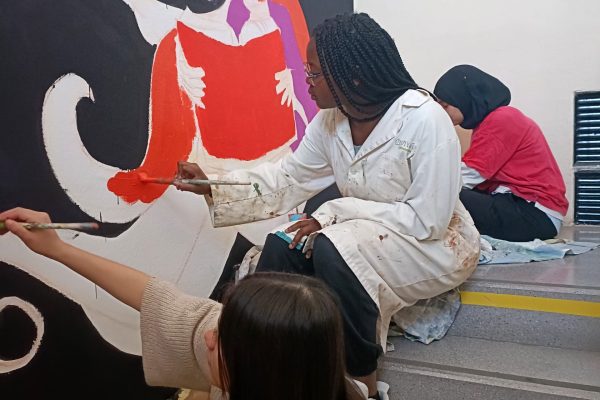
[0,0,352,398]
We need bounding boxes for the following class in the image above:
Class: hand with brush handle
[0,207,150,311]
[175,161,212,196]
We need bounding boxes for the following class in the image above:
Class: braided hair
[313,13,419,122]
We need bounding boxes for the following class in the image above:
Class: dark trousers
[256,233,382,376]
[460,189,557,242]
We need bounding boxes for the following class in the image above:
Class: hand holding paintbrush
[1,207,150,311]
[135,161,251,195]
[0,208,69,258]
[173,161,215,196]
[138,172,250,187]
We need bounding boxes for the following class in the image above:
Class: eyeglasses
[304,63,323,86]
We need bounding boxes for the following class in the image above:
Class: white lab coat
[206,89,480,344]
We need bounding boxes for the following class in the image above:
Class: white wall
[355,0,600,223]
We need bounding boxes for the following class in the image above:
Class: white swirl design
[0,297,45,373]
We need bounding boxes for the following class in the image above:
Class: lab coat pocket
[373,146,413,203]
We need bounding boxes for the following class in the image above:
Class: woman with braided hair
[177,13,480,399]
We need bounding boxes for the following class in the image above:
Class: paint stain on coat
[253,183,262,196]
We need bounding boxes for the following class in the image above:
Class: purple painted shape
[227,0,250,39]
[291,111,307,151]
[268,1,318,149]
[224,0,317,149]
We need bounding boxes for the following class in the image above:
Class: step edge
[379,359,600,400]
[462,279,600,299]
[459,291,600,318]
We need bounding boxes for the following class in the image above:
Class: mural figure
[110,0,318,205]
[27,0,314,355]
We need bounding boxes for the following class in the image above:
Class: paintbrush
[0,222,100,231]
[138,172,251,186]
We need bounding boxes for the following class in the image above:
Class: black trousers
[460,188,557,242]
[256,233,382,376]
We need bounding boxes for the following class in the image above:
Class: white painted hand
[275,68,308,125]
[275,68,294,108]
[176,37,207,109]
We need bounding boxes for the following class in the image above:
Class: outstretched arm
[175,111,336,227]
[1,207,221,391]
[0,208,150,311]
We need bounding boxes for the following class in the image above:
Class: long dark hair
[217,272,364,400]
[313,13,419,122]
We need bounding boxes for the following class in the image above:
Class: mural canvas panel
[0,0,352,397]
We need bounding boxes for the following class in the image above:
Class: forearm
[209,177,316,227]
[209,159,334,227]
[312,197,445,240]
[50,243,150,311]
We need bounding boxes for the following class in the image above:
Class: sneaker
[376,381,390,400]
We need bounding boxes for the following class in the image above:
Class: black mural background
[0,0,351,398]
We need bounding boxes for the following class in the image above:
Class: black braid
[313,13,420,122]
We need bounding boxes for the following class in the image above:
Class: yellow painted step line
[460,291,600,318]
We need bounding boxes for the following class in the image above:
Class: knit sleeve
[140,278,222,391]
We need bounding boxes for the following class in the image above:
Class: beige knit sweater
[140,278,222,391]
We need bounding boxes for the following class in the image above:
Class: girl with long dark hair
[0,207,366,400]
[176,13,480,398]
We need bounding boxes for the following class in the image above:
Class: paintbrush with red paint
[138,172,251,186]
